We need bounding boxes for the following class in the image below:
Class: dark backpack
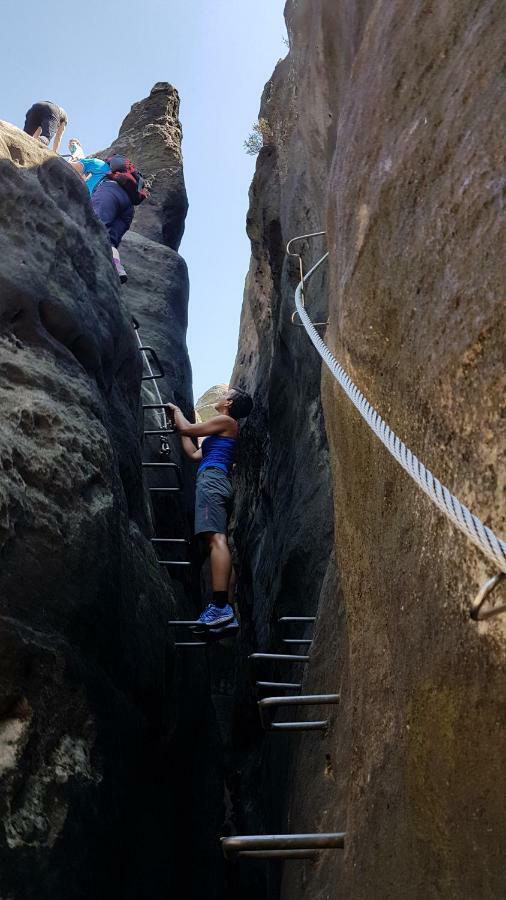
[106,154,148,205]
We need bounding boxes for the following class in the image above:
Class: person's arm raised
[52,122,66,154]
[166,404,235,438]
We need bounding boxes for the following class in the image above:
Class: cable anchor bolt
[470,572,506,621]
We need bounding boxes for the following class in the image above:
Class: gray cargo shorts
[195,467,233,536]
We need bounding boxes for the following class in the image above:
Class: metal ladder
[132,318,191,570]
[222,614,346,862]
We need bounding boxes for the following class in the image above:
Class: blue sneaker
[195,603,234,628]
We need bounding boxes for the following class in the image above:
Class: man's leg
[91,181,121,245]
[23,103,41,136]
[110,198,134,282]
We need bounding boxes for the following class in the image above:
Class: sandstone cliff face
[231,3,506,899]
[0,121,175,898]
[99,85,195,550]
[0,92,223,898]
[99,82,188,251]
[228,15,337,898]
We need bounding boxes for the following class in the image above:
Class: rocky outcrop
[100,85,195,541]
[230,3,506,899]
[0,90,223,899]
[0,121,175,898]
[195,385,229,421]
[99,82,188,250]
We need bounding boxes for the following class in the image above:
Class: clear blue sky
[1,0,287,400]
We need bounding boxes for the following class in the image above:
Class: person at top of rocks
[68,138,85,160]
[69,151,145,285]
[23,101,68,153]
[166,387,253,634]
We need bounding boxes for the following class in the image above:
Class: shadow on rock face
[0,125,186,899]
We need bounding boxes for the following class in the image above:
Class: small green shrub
[244,118,272,156]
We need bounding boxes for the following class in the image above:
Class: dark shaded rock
[0,122,176,898]
[224,15,338,898]
[0,90,224,899]
[98,82,188,250]
[229,2,506,899]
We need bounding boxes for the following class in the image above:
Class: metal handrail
[137,345,165,380]
[221,832,345,860]
[286,231,327,286]
[286,231,329,326]
[134,326,168,429]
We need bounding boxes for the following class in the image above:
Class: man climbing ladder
[167,387,253,631]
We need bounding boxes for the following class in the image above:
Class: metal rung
[249,653,309,662]
[138,346,165,379]
[259,694,340,709]
[142,403,171,410]
[269,721,328,732]
[237,850,319,860]
[282,639,312,645]
[279,617,316,623]
[256,681,302,690]
[259,693,339,729]
[168,620,202,627]
[152,538,190,568]
[151,538,189,544]
[221,833,345,860]
[175,642,207,647]
[144,462,183,491]
[157,560,192,566]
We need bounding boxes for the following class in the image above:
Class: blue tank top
[198,435,237,475]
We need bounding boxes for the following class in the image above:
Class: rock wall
[0,121,174,899]
[100,85,195,549]
[99,81,188,251]
[227,9,338,896]
[0,88,224,899]
[230,2,506,899]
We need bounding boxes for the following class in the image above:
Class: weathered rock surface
[101,86,196,541]
[0,121,176,898]
[230,2,506,899]
[196,384,229,421]
[0,94,224,898]
[226,13,336,897]
[99,82,188,250]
